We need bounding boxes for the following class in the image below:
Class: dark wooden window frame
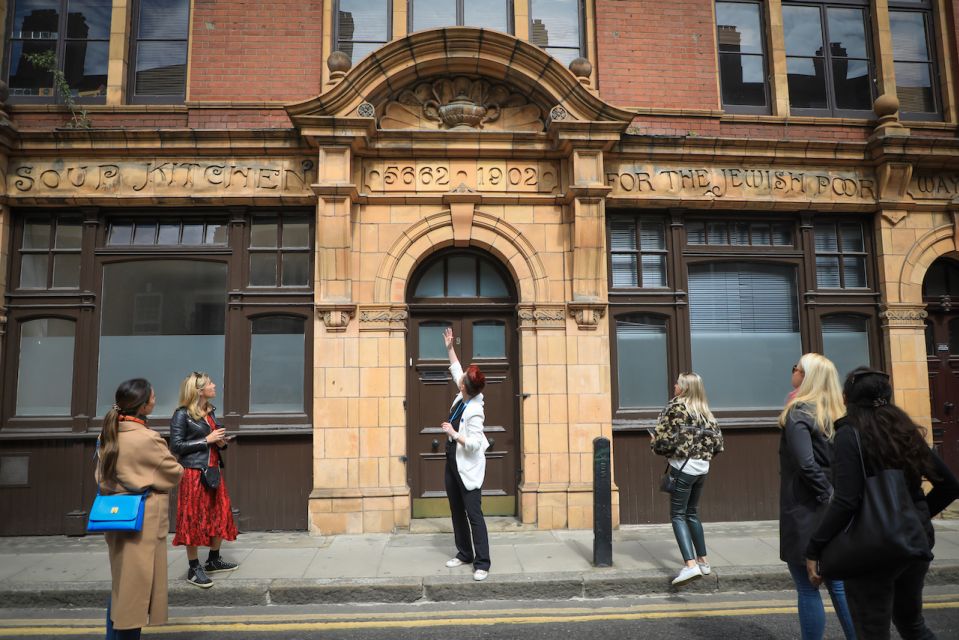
[889,0,943,121]
[715,0,773,115]
[407,247,517,305]
[607,215,670,290]
[333,0,393,65]
[813,219,872,290]
[607,209,882,427]
[4,0,111,105]
[1,207,314,437]
[782,0,878,118]
[126,0,190,105]
[409,0,516,34]
[15,214,83,290]
[247,213,314,290]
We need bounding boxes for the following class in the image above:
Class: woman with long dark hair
[441,327,492,581]
[98,378,182,640]
[806,368,959,639]
[779,353,856,640]
[170,371,238,588]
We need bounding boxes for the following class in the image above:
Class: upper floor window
[129,0,190,103]
[335,0,390,64]
[609,218,667,289]
[5,0,112,102]
[814,221,867,289]
[18,217,82,289]
[782,1,876,117]
[529,0,583,66]
[715,0,770,113]
[410,0,511,33]
[889,0,940,119]
[249,215,312,288]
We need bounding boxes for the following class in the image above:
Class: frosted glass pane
[251,319,304,413]
[250,253,277,286]
[97,260,226,417]
[691,333,800,408]
[52,254,80,288]
[17,319,74,416]
[447,256,477,297]
[473,323,505,358]
[55,222,82,248]
[157,224,179,244]
[415,261,444,297]
[281,253,309,287]
[616,319,668,408]
[23,223,50,249]
[823,319,869,379]
[479,260,509,297]
[20,254,47,288]
[419,324,451,359]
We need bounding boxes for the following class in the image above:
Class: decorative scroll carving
[359,305,409,332]
[317,305,356,332]
[517,304,567,330]
[879,304,928,328]
[380,76,544,132]
[568,303,607,331]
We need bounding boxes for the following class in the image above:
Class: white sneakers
[445,557,466,568]
[698,561,711,575]
[473,569,489,581]
[671,563,703,586]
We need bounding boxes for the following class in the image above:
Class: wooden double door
[926,309,959,477]
[407,312,519,517]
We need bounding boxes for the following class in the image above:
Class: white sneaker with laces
[473,569,489,581]
[697,561,711,575]
[671,564,703,586]
[445,558,466,568]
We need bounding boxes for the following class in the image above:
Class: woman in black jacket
[779,353,856,640]
[806,368,959,639]
[170,372,238,588]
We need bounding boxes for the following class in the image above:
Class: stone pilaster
[879,304,931,428]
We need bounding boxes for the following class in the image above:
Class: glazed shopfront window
[608,212,879,421]
[5,0,112,102]
[2,209,313,431]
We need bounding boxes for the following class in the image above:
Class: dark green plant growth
[23,50,91,129]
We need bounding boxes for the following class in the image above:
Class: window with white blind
[614,315,669,410]
[129,0,190,103]
[688,262,802,408]
[609,218,668,289]
[815,221,867,289]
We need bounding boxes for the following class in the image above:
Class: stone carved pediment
[380,76,545,132]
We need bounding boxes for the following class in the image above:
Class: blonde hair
[675,373,717,427]
[778,353,845,439]
[178,371,212,420]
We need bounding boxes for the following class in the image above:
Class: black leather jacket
[169,407,226,470]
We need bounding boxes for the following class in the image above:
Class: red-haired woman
[441,327,492,581]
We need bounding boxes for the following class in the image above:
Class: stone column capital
[879,303,928,329]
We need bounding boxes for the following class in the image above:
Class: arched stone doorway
[405,248,520,518]
[923,254,959,477]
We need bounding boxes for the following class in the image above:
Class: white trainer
[671,564,703,586]
[697,561,711,575]
[473,569,489,581]
[445,558,466,568]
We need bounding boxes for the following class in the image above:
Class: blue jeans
[669,469,707,562]
[787,562,857,640]
[106,598,141,640]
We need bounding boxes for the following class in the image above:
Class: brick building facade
[0,0,957,535]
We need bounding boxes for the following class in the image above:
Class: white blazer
[448,361,490,491]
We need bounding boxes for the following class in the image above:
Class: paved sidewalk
[3,519,959,608]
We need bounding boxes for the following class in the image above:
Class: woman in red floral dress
[170,372,238,588]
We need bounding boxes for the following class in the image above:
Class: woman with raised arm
[98,378,182,640]
[441,326,492,581]
[779,353,856,640]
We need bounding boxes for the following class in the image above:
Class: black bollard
[593,436,612,567]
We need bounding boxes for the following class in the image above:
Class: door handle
[945,402,954,415]
[432,439,440,451]
[488,437,495,449]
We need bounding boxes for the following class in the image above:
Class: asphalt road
[3,589,959,639]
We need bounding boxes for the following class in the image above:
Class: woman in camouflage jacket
[650,373,723,586]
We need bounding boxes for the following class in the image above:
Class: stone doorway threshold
[405,516,534,534]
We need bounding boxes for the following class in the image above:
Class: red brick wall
[188,0,325,102]
[595,0,719,110]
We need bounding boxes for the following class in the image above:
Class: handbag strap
[850,427,868,479]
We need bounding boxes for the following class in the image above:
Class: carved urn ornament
[380,76,544,132]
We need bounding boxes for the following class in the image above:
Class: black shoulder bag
[819,429,933,579]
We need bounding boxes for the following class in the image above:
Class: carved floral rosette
[316,304,356,332]
[380,76,544,132]
[568,302,607,331]
[879,304,928,329]
[517,304,566,330]
[358,304,409,332]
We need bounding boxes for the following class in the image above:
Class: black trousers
[844,560,936,640]
[444,451,491,571]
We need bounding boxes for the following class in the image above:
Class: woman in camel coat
[96,378,182,638]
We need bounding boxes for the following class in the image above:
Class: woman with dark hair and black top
[98,379,182,640]
[806,367,959,639]
[441,327,492,581]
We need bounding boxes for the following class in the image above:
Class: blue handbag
[87,488,150,533]
[87,438,149,533]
